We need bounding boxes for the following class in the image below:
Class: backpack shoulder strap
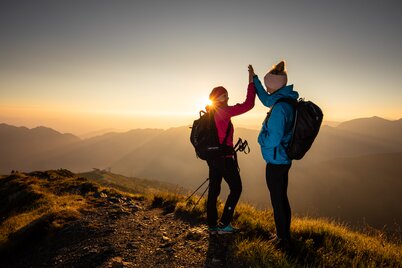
[209,109,232,147]
[265,98,297,127]
[222,121,233,146]
[275,98,298,136]
[276,98,298,108]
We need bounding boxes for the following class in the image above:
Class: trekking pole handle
[234,138,250,154]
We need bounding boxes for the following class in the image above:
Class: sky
[1,0,401,136]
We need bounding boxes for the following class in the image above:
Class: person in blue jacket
[250,61,299,250]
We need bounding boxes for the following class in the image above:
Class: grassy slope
[0,170,89,245]
[78,169,186,195]
[0,170,401,267]
[0,169,142,265]
[159,193,402,267]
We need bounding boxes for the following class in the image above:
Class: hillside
[111,126,207,187]
[109,126,402,233]
[289,152,402,233]
[0,124,80,173]
[337,117,402,145]
[1,117,401,236]
[3,116,401,174]
[302,124,402,163]
[0,170,401,267]
[78,169,186,195]
[27,128,164,172]
[0,170,209,267]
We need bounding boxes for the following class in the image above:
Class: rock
[110,257,132,268]
[164,247,175,254]
[127,204,140,212]
[160,241,175,248]
[119,208,130,215]
[137,222,146,228]
[162,235,170,242]
[89,248,98,254]
[95,202,107,207]
[186,228,205,241]
[126,242,138,250]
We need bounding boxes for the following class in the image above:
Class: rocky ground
[4,188,237,268]
[3,171,401,268]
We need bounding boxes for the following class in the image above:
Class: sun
[197,97,213,111]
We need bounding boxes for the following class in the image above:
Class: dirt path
[41,195,235,268]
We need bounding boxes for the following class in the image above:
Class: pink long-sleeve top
[214,83,256,147]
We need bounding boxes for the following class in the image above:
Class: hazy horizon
[2,115,400,138]
[1,1,402,135]
[1,116,401,233]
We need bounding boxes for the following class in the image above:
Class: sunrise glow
[0,1,401,136]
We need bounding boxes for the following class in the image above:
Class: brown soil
[1,188,237,268]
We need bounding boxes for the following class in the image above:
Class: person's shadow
[204,233,236,267]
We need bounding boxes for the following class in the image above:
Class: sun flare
[197,98,213,111]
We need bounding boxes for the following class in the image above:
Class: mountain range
[1,116,401,232]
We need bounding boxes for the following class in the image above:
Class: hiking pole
[193,184,209,208]
[185,178,209,203]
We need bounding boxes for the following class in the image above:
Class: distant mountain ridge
[337,116,402,145]
[1,116,401,232]
[28,128,164,172]
[0,123,80,172]
[0,123,78,141]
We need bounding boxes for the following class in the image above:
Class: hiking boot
[208,226,219,234]
[217,223,238,234]
[277,238,291,252]
[270,236,291,252]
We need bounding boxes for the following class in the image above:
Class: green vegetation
[0,169,142,256]
[79,169,185,196]
[1,170,401,267]
[0,170,87,245]
[152,192,402,267]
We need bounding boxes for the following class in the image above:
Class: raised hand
[248,65,255,83]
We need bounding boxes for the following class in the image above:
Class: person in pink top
[206,65,256,234]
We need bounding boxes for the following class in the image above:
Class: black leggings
[207,157,242,227]
[266,163,291,240]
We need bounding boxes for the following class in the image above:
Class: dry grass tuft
[0,170,92,246]
[1,170,401,267]
[168,191,402,267]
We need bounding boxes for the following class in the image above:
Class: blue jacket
[253,76,299,164]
